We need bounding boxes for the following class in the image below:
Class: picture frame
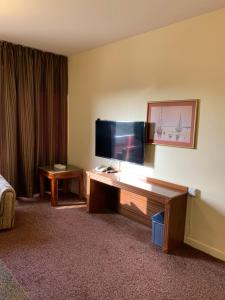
[146,100,198,148]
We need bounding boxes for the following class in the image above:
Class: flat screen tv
[95,120,145,165]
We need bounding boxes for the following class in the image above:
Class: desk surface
[87,171,187,201]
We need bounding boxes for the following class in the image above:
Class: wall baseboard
[185,236,225,261]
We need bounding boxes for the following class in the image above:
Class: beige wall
[68,8,225,260]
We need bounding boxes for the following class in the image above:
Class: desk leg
[40,174,45,198]
[163,195,187,253]
[163,204,170,253]
[51,178,58,206]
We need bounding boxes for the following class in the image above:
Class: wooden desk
[39,165,83,206]
[86,171,188,253]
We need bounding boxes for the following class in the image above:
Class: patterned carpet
[0,198,225,299]
[0,259,27,300]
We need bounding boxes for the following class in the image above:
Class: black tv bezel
[95,120,145,165]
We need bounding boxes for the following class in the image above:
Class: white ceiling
[1,0,225,55]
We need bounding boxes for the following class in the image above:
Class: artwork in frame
[147,100,198,148]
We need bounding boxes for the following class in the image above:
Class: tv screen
[95,120,145,164]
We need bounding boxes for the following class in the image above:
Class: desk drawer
[119,189,164,226]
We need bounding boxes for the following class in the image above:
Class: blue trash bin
[151,211,164,247]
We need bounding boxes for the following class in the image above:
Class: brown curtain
[0,41,68,197]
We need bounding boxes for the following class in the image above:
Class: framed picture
[147,100,198,148]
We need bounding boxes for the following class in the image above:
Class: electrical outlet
[188,187,197,197]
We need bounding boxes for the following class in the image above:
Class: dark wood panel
[89,180,119,213]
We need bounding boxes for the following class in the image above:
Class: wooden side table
[39,165,83,206]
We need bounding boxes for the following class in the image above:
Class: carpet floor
[0,198,225,300]
[0,259,28,300]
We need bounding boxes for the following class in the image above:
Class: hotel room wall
[68,8,225,260]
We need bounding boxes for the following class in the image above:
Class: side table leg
[40,174,45,198]
[51,178,58,206]
[79,175,83,200]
